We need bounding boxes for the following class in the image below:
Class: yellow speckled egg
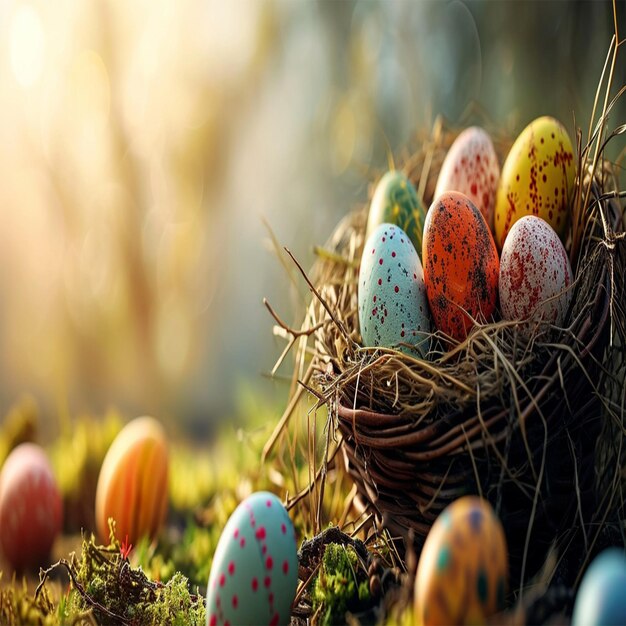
[494,116,576,249]
[414,496,508,626]
[95,416,168,545]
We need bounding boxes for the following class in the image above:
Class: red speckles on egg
[495,116,576,249]
[499,216,573,335]
[435,127,500,232]
[358,223,431,357]
[206,492,297,626]
[422,191,500,341]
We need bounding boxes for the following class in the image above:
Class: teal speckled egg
[358,223,430,357]
[572,548,626,626]
[414,496,508,626]
[366,170,427,260]
[206,492,298,626]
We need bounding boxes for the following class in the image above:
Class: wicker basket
[297,122,626,591]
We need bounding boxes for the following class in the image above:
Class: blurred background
[0,0,622,437]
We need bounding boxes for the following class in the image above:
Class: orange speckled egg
[414,497,508,626]
[0,443,63,571]
[422,191,499,341]
[95,416,168,545]
[494,116,576,249]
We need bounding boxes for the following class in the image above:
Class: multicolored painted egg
[499,216,573,335]
[0,443,63,570]
[434,127,500,231]
[422,192,499,341]
[358,223,430,357]
[366,170,427,260]
[572,548,626,626]
[494,116,576,249]
[95,416,168,545]
[414,496,508,626]
[206,491,298,626]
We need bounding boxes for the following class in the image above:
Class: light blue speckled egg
[206,492,298,626]
[358,223,430,357]
[572,548,626,626]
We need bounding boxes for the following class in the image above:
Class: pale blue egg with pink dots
[206,492,298,626]
[358,223,431,357]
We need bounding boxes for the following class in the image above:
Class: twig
[264,298,326,339]
[37,559,129,625]
[284,247,354,346]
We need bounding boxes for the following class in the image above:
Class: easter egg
[434,127,500,231]
[572,548,626,626]
[422,191,499,341]
[366,170,427,260]
[358,223,430,357]
[499,216,573,334]
[95,416,168,545]
[206,491,298,626]
[414,496,508,626]
[0,443,63,570]
[494,116,576,249]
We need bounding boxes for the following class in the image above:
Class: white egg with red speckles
[206,492,298,626]
[0,443,63,571]
[358,223,430,357]
[499,216,573,335]
[435,126,500,232]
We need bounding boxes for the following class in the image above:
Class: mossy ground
[0,388,394,625]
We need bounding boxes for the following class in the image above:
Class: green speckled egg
[366,170,427,260]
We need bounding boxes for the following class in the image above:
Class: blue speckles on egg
[358,223,431,357]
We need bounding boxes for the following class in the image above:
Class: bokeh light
[0,0,621,433]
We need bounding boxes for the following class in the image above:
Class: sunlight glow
[10,3,45,88]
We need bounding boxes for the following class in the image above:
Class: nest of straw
[267,40,626,597]
[311,133,624,581]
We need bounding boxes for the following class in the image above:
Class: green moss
[312,543,371,626]
[34,523,206,626]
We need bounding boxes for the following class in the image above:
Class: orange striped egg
[414,497,508,626]
[95,416,168,544]
[422,191,499,341]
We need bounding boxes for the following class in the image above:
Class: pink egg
[0,443,63,570]
[499,216,573,334]
[435,127,500,231]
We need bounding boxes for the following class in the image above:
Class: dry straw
[266,10,626,598]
